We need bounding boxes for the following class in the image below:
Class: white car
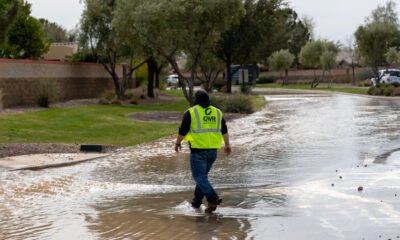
[371,68,400,86]
[166,74,179,86]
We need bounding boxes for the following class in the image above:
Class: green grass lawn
[0,92,265,146]
[0,99,189,146]
[256,83,369,95]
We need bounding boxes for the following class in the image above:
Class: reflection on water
[1,94,400,239]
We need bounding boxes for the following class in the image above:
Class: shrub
[384,85,394,96]
[99,90,119,105]
[124,87,146,100]
[224,95,254,114]
[240,84,253,95]
[37,80,58,107]
[0,89,3,109]
[391,87,400,96]
[257,75,276,84]
[368,86,382,95]
[210,95,225,110]
[357,79,371,87]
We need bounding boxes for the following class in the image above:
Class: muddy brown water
[1,93,400,240]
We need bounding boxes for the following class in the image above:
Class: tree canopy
[39,18,69,42]
[1,1,49,59]
[268,49,294,85]
[0,0,19,43]
[355,0,400,79]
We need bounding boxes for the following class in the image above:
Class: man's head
[194,90,210,108]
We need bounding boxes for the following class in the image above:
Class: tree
[299,40,338,88]
[366,0,398,26]
[355,0,400,83]
[196,49,225,93]
[1,1,49,59]
[345,36,357,85]
[113,0,165,98]
[39,18,69,42]
[80,0,146,99]
[301,15,315,40]
[216,0,308,93]
[131,0,243,105]
[287,15,311,65]
[0,0,19,43]
[385,47,400,67]
[320,51,337,87]
[355,22,400,80]
[268,49,295,85]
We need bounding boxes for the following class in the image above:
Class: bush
[384,85,394,96]
[37,80,58,107]
[124,87,146,100]
[391,87,400,96]
[210,95,225,110]
[357,79,371,87]
[367,86,382,96]
[0,89,3,109]
[224,95,254,114]
[240,84,253,95]
[99,90,120,105]
[257,75,276,84]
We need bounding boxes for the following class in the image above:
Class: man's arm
[175,111,191,153]
[223,133,231,156]
[175,134,185,152]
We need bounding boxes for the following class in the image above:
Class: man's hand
[224,145,231,156]
[175,142,182,153]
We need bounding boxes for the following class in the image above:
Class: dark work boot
[205,199,222,214]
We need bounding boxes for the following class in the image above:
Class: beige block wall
[0,59,121,108]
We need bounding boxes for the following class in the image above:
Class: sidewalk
[0,153,109,171]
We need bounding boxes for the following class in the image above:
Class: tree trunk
[147,57,156,98]
[284,69,289,86]
[311,69,319,88]
[351,62,356,86]
[226,60,232,93]
[155,62,163,89]
[103,63,121,98]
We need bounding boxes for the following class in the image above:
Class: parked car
[166,74,179,86]
[371,68,400,86]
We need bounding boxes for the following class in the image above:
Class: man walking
[175,90,231,214]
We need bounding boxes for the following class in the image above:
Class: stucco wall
[0,59,120,108]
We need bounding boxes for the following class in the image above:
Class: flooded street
[1,93,400,240]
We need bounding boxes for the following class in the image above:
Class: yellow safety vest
[183,105,223,149]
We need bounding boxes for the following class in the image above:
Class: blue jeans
[190,150,219,208]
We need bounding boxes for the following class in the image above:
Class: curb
[0,153,109,171]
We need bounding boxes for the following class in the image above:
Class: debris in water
[358,186,363,191]
[339,176,343,179]
[364,164,368,167]
[331,184,334,187]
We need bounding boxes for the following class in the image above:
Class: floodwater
[1,93,400,240]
